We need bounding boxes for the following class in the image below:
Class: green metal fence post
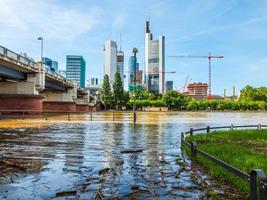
[207,126,210,133]
[191,142,197,160]
[181,132,184,145]
[190,128,194,136]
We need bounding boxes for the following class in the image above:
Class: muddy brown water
[0,112,267,199]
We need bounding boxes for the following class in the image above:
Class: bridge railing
[0,45,36,70]
[45,68,74,86]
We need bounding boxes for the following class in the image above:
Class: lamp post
[132,47,138,124]
[37,37,43,63]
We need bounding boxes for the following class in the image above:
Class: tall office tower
[128,56,142,91]
[104,40,118,85]
[42,57,58,72]
[165,81,174,92]
[116,50,124,87]
[144,21,165,94]
[52,61,58,71]
[66,55,86,88]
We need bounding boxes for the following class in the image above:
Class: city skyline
[1,0,267,95]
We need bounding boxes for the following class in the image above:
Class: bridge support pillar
[76,104,89,112]
[43,101,76,113]
[41,88,77,113]
[0,94,43,113]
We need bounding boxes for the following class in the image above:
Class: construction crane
[169,53,223,100]
[179,74,190,93]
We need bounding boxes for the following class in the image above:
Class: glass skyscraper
[66,55,86,88]
[42,57,58,72]
[128,55,142,91]
[165,81,173,92]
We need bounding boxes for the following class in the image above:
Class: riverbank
[185,129,267,197]
[1,111,267,128]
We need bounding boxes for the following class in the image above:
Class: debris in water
[120,148,143,154]
[98,168,110,175]
[56,190,77,197]
[0,159,26,171]
[93,188,103,200]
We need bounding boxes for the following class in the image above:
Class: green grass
[184,129,267,196]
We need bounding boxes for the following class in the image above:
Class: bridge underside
[0,66,26,80]
[44,80,68,92]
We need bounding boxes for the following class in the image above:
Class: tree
[122,91,130,108]
[239,85,267,102]
[163,90,190,110]
[113,72,124,110]
[101,74,113,110]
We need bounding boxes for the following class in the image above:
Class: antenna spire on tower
[119,33,122,51]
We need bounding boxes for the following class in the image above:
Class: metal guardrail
[45,68,74,87]
[0,45,36,70]
[181,125,267,200]
[0,45,75,88]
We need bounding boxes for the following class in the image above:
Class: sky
[0,0,267,95]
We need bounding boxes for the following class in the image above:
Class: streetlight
[37,36,43,63]
[132,47,138,124]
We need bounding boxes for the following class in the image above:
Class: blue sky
[0,0,267,95]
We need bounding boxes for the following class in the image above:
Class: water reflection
[0,112,267,199]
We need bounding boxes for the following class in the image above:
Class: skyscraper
[42,57,58,72]
[165,81,173,92]
[104,40,124,86]
[128,56,142,91]
[66,55,86,88]
[116,50,124,87]
[104,40,117,85]
[144,21,165,94]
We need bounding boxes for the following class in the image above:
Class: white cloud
[0,0,103,41]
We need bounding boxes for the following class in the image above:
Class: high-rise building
[104,40,117,85]
[42,57,58,72]
[88,77,100,86]
[165,81,173,92]
[144,21,165,94]
[66,55,86,88]
[128,56,142,91]
[52,61,58,71]
[104,40,124,87]
[116,50,124,87]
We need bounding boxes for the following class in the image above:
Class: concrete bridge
[0,45,98,113]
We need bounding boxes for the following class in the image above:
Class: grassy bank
[184,129,267,196]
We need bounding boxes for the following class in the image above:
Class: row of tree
[101,76,267,111]
[239,85,267,102]
[101,72,129,110]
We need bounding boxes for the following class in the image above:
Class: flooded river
[0,112,267,199]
